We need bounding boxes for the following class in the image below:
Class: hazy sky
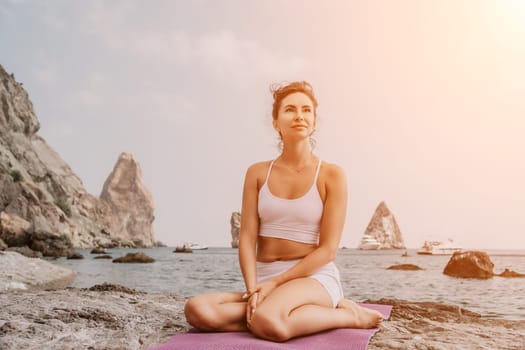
[1,0,524,249]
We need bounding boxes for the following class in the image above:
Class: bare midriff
[256,236,317,262]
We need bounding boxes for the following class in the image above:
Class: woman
[184,81,382,342]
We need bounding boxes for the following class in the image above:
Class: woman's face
[273,92,316,141]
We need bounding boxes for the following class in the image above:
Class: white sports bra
[257,159,323,244]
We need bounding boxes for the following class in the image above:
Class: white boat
[417,239,462,255]
[358,234,381,250]
[189,243,208,250]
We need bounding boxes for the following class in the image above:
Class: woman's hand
[246,292,258,323]
[253,279,278,306]
[243,278,279,308]
[244,278,280,327]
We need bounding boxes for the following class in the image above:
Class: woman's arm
[238,163,261,294]
[252,163,347,303]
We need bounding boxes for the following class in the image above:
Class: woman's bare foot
[337,299,383,329]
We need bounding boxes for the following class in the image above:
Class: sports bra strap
[264,159,276,184]
[313,159,322,183]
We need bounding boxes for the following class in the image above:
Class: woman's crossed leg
[184,278,382,342]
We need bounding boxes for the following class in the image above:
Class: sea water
[54,247,525,320]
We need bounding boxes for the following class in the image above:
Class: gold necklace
[278,155,314,173]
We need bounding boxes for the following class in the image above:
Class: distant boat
[173,243,208,253]
[358,234,381,250]
[417,239,462,255]
[189,243,208,250]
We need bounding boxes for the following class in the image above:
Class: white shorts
[256,260,344,307]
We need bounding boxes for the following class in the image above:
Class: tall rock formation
[0,64,155,255]
[230,211,240,248]
[100,153,155,247]
[362,201,405,249]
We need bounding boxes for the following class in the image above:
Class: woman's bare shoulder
[320,160,346,179]
[244,160,273,180]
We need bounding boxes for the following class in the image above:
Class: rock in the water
[230,211,240,248]
[0,251,76,291]
[497,268,525,278]
[174,245,192,253]
[113,252,155,263]
[90,247,107,254]
[387,264,423,270]
[443,251,494,279]
[362,201,406,249]
[94,254,113,259]
[100,153,155,248]
[67,251,84,259]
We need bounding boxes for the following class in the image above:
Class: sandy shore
[0,284,524,350]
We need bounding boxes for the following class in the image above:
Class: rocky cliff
[363,201,405,249]
[0,64,155,255]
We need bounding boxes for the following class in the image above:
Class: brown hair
[270,81,318,121]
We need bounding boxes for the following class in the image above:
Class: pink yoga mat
[149,303,392,350]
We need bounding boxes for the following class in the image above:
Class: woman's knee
[184,296,217,330]
[249,310,290,342]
